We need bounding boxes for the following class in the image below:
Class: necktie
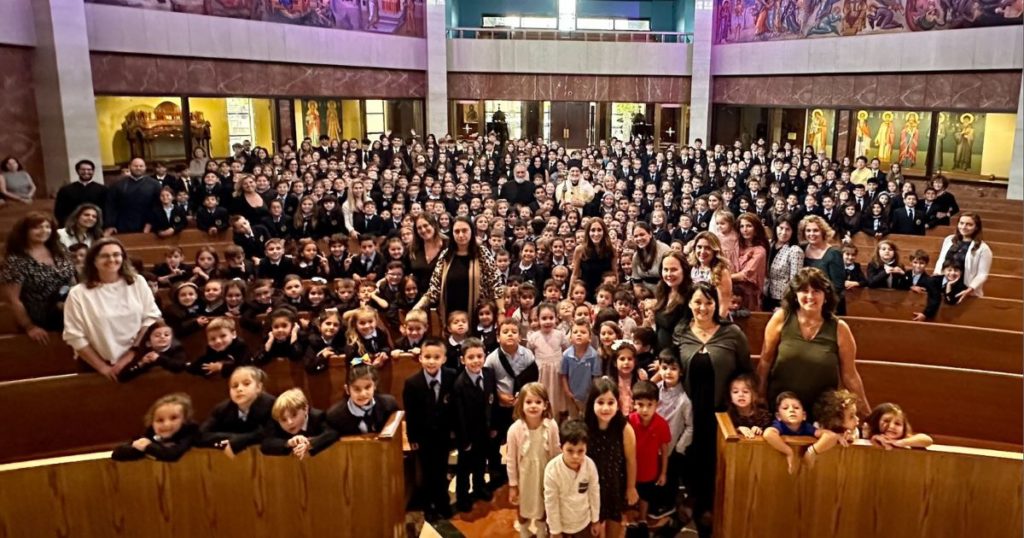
[909,208,915,220]
[358,404,375,433]
[430,380,439,402]
[476,376,484,391]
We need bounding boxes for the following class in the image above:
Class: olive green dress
[767,314,840,417]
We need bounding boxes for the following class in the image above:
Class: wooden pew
[0,333,80,381]
[714,414,1023,538]
[0,435,406,538]
[115,228,233,247]
[850,233,1022,259]
[852,248,1021,275]
[0,303,18,334]
[128,242,236,267]
[980,273,1023,300]
[845,288,1023,332]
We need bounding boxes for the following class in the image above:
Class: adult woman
[764,215,803,310]
[63,238,162,381]
[934,211,991,299]
[571,218,618,302]
[230,174,269,223]
[630,222,672,294]
[407,214,448,295]
[800,215,847,315]
[651,251,693,354]
[342,177,368,239]
[689,232,733,319]
[930,175,959,226]
[188,147,210,178]
[0,156,35,203]
[414,216,504,323]
[0,213,77,341]
[674,282,752,537]
[758,267,870,419]
[732,213,768,312]
[57,204,103,249]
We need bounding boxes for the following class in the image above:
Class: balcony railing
[447,27,692,44]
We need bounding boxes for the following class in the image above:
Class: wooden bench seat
[850,233,1022,259]
[127,242,236,266]
[0,334,79,381]
[115,228,233,247]
[845,288,1023,332]
[852,248,1021,275]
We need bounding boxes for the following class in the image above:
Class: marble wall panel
[448,73,691,103]
[0,46,43,183]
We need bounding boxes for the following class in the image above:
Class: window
[543,101,552,141]
[520,16,558,29]
[558,0,577,31]
[484,100,523,140]
[614,19,651,31]
[576,18,614,30]
[611,103,647,141]
[364,100,387,140]
[481,16,520,28]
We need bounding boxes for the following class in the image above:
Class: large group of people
[3,130,978,536]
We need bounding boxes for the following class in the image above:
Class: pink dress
[528,329,570,414]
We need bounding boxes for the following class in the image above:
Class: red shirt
[628,411,671,483]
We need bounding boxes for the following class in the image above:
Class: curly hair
[782,267,838,319]
[3,212,64,258]
[814,389,858,433]
[798,214,837,244]
[688,231,731,283]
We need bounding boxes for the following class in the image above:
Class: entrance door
[550,101,590,149]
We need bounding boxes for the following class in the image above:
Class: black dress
[408,244,444,296]
[443,254,471,315]
[687,350,717,520]
[654,303,690,354]
[589,423,625,522]
[579,252,613,302]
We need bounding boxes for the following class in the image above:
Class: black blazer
[890,206,926,236]
[349,253,384,279]
[860,215,890,237]
[844,263,868,288]
[920,201,942,230]
[260,408,340,457]
[196,206,229,233]
[304,333,343,374]
[909,272,942,320]
[199,392,276,452]
[255,335,306,365]
[117,342,189,382]
[326,394,400,437]
[148,205,188,235]
[262,214,294,239]
[256,257,297,288]
[112,422,199,462]
[866,262,909,290]
[450,368,499,449]
[402,367,456,447]
[354,213,385,236]
[234,225,272,259]
[186,339,250,377]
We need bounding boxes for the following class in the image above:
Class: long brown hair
[82,238,137,288]
[3,212,64,258]
[653,250,693,313]
[737,212,770,250]
[952,211,984,254]
[581,218,614,261]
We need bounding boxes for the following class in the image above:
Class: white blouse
[63,277,162,364]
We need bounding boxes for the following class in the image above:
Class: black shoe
[648,504,677,519]
[456,499,474,513]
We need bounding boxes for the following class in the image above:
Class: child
[864,402,934,449]
[908,250,942,321]
[222,245,254,282]
[304,309,343,374]
[561,319,601,419]
[403,338,456,522]
[527,302,571,421]
[512,282,537,325]
[613,290,638,339]
[326,237,351,279]
[451,338,500,513]
[303,281,332,316]
[655,350,693,500]
[398,276,420,314]
[485,319,539,486]
[543,418,601,538]
[594,284,615,311]
[222,280,246,319]
[940,261,969,305]
[350,234,384,280]
[294,238,329,280]
[326,359,400,436]
[474,301,499,354]
[356,278,389,312]
[153,247,191,287]
[277,274,305,310]
[629,380,674,523]
[814,389,861,447]
[866,240,907,289]
[261,388,339,458]
[584,377,639,535]
[445,310,471,371]
[762,392,839,474]
[199,366,275,456]
[240,279,275,333]
[393,308,428,357]
[556,299,575,334]
[196,193,229,235]
[842,245,867,290]
[255,238,296,288]
[162,281,203,336]
[632,327,657,375]
[117,321,187,382]
[507,382,561,538]
[726,374,772,439]
[611,342,644,416]
[256,308,303,364]
[112,392,198,462]
[332,278,358,312]
[187,317,249,377]
[377,261,405,331]
[343,306,392,366]
[200,279,227,320]
[596,321,623,375]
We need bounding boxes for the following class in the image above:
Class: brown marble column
[834,110,851,161]
[276,99,295,149]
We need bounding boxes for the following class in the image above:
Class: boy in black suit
[196,193,229,235]
[403,338,456,522]
[231,215,272,260]
[890,192,926,236]
[255,238,296,288]
[908,251,943,322]
[350,234,384,281]
[451,338,499,512]
[261,388,339,458]
[354,199,385,236]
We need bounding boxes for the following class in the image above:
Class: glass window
[520,17,558,29]
[543,101,552,141]
[854,109,931,176]
[558,0,577,31]
[94,96,185,169]
[365,99,387,140]
[484,100,523,140]
[482,16,520,28]
[614,19,651,31]
[932,111,1017,180]
[190,97,275,159]
[611,103,647,141]
[576,18,615,30]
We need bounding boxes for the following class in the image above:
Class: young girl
[201,279,227,321]
[585,377,638,535]
[526,303,570,420]
[163,281,203,337]
[222,245,254,281]
[597,321,623,375]
[190,246,221,286]
[569,281,589,308]
[240,279,276,333]
[474,301,499,354]
[726,374,772,439]
[199,366,275,456]
[344,306,392,366]
[303,281,332,317]
[304,309,343,374]
[398,276,420,314]
[860,201,890,239]
[222,280,246,319]
[814,389,861,447]
[866,240,907,289]
[294,238,329,280]
[864,402,934,450]
[277,274,305,310]
[325,360,400,436]
[610,342,644,416]
[556,299,575,334]
[117,321,188,382]
[112,393,198,462]
[505,382,561,538]
[256,308,303,364]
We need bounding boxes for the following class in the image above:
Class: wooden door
[550,101,590,149]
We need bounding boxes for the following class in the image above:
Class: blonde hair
[798,214,837,243]
[144,393,193,427]
[403,308,428,327]
[271,388,309,422]
[344,306,391,355]
[206,316,237,334]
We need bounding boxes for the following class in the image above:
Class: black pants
[417,441,451,513]
[456,442,487,502]
[490,406,514,480]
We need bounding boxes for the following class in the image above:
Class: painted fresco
[298,98,346,142]
[853,109,932,173]
[715,0,1022,42]
[86,0,425,37]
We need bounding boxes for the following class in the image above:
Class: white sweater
[544,454,601,535]
[63,277,162,364]
[934,237,993,297]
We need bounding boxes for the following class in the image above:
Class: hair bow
[610,339,633,351]
[351,354,371,367]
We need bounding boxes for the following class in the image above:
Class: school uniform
[199,392,276,453]
[117,342,188,382]
[694,210,713,232]
[196,206,229,233]
[474,325,499,355]
[262,214,293,239]
[240,299,275,333]
[671,227,697,245]
[845,262,868,288]
[317,209,347,238]
[350,252,384,279]
[403,367,457,519]
[942,276,969,305]
[445,336,467,372]
[326,393,400,437]
[304,333,343,374]
[451,367,500,508]
[890,204,926,236]
[234,225,272,259]
[111,422,200,462]
[512,262,547,286]
[147,204,188,235]
[909,272,943,320]
[866,262,909,289]
[394,335,425,354]
[162,302,203,337]
[260,408,340,457]
[186,339,249,377]
[920,201,942,230]
[292,216,317,240]
[354,212,385,236]
[152,263,193,287]
[294,258,327,281]
[222,261,254,282]
[256,335,305,365]
[345,330,391,362]
[255,256,296,288]
[860,215,889,237]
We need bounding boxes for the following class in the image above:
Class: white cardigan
[934,236,993,297]
[63,277,162,364]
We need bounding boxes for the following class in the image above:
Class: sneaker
[648,505,677,519]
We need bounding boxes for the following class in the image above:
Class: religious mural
[852,110,932,173]
[299,99,346,142]
[715,0,1022,42]
[86,0,425,37]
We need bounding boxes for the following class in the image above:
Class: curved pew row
[850,232,1022,260]
[713,414,1023,538]
[0,435,406,538]
[844,288,1023,332]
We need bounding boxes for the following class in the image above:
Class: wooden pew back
[844,288,1023,332]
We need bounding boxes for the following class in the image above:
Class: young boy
[186,317,249,377]
[594,284,616,310]
[196,193,229,235]
[350,234,383,280]
[613,290,637,339]
[402,338,456,522]
[542,278,563,304]
[450,338,499,512]
[543,419,601,538]
[261,388,339,458]
[632,327,656,375]
[842,245,867,290]
[629,380,674,522]
[763,392,838,475]
[255,238,296,288]
[908,250,942,322]
[445,310,471,371]
[484,319,539,486]
[560,318,602,419]
[392,308,428,357]
[941,261,969,305]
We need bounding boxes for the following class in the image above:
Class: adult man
[104,158,160,234]
[554,162,595,209]
[499,163,536,208]
[54,159,107,225]
[850,156,873,186]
